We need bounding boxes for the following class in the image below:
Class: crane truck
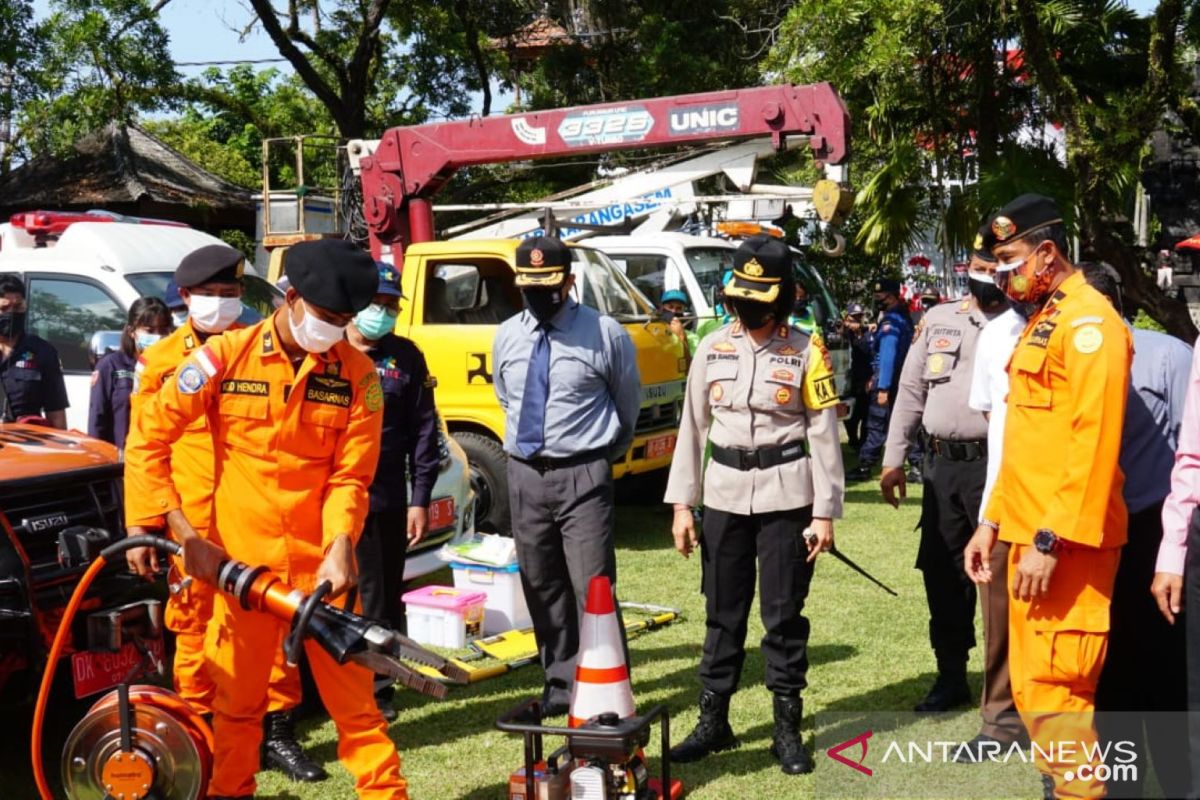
[264,83,851,535]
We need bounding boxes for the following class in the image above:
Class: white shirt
[969,308,1026,522]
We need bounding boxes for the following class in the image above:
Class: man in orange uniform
[124,245,325,782]
[124,239,405,800]
[965,195,1132,799]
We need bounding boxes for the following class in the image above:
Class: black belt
[710,441,809,471]
[926,435,987,462]
[510,447,607,473]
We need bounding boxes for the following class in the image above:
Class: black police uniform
[356,333,441,631]
[89,350,137,447]
[0,334,69,421]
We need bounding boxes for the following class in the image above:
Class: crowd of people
[6,188,1200,799]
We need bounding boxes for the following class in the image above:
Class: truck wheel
[453,432,512,537]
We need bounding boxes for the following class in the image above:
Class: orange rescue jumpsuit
[984,271,1132,798]
[124,317,403,799]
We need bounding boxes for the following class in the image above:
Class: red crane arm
[357,82,850,258]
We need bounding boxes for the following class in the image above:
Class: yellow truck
[389,239,685,534]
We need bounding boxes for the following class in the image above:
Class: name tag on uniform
[305,374,351,407]
[221,379,269,396]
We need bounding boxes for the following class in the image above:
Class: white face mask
[187,295,242,333]
[171,310,189,328]
[289,300,346,353]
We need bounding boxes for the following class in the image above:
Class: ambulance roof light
[10,210,189,237]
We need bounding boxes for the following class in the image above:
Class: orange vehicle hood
[0,425,119,482]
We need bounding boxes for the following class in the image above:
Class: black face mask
[730,298,774,330]
[0,310,26,339]
[522,288,564,324]
[793,298,810,315]
[967,277,1008,309]
[874,299,890,315]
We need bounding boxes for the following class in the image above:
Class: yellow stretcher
[415,602,681,685]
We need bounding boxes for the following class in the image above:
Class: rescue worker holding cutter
[665,236,843,775]
[124,239,405,800]
[965,194,1131,800]
[124,245,324,782]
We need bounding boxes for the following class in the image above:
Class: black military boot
[914,668,970,712]
[262,710,328,782]
[769,694,814,775]
[669,689,739,762]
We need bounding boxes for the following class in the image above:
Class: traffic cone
[568,576,634,728]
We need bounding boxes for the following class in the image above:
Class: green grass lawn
[247,471,1015,800]
[11,466,1041,799]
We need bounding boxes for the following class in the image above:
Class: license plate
[429,496,456,532]
[71,638,164,699]
[646,434,676,459]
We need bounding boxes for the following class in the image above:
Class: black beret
[971,217,999,263]
[284,239,378,315]
[724,236,791,304]
[515,236,571,288]
[981,194,1063,250]
[874,278,902,294]
[175,244,244,288]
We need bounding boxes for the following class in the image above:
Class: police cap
[175,244,244,288]
[971,217,999,263]
[724,236,790,305]
[284,239,378,315]
[163,279,185,310]
[982,194,1063,251]
[874,278,902,295]
[515,236,571,289]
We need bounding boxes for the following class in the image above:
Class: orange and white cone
[568,575,634,728]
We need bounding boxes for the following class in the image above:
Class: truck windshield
[685,247,736,302]
[126,272,284,322]
[572,247,653,321]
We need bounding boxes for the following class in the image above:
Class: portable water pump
[33,534,465,800]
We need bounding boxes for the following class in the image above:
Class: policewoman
[664,235,844,775]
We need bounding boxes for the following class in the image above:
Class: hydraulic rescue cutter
[33,534,466,800]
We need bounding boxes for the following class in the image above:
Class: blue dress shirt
[493,299,641,461]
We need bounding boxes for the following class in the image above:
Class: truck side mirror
[88,331,122,368]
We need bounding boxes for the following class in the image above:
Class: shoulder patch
[423,374,437,389]
[1073,325,1103,354]
[194,346,221,378]
[364,373,383,413]
[1070,315,1104,328]
[177,363,207,395]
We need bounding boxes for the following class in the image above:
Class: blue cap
[846,302,865,316]
[375,260,403,298]
[163,279,184,310]
[661,289,689,306]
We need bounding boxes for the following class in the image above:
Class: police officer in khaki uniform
[880,240,1019,748]
[664,236,844,775]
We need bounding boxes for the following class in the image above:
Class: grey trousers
[507,453,626,706]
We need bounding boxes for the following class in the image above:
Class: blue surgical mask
[354,303,398,341]
[135,331,162,351]
[171,310,188,328]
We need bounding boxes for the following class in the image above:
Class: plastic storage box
[401,585,486,648]
[450,561,532,635]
